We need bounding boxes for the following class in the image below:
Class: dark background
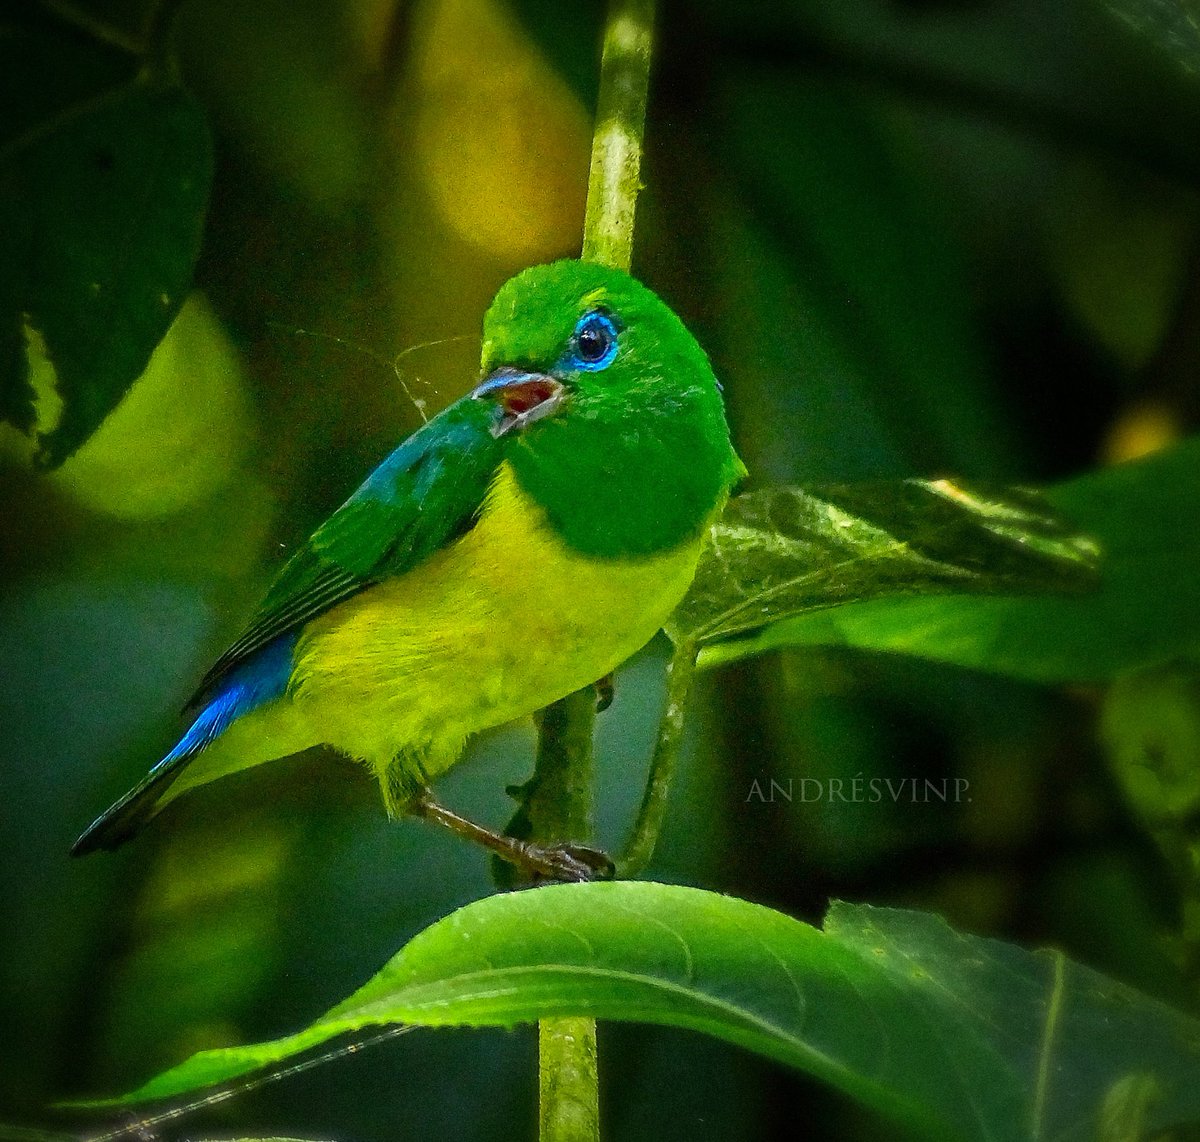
[2,0,1199,1138]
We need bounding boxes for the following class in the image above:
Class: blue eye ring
[570,309,619,371]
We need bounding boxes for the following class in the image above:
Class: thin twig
[617,638,698,878]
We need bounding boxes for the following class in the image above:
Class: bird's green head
[473,260,743,558]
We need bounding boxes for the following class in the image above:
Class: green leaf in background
[699,436,1200,683]
[1101,660,1200,975]
[1102,0,1200,78]
[79,883,1200,1142]
[671,479,1099,645]
[714,70,1014,481]
[0,20,212,467]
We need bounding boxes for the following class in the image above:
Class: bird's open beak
[471,367,565,437]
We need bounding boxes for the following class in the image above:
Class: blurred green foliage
[3,0,1200,1140]
[0,11,211,466]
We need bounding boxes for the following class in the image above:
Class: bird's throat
[507,413,736,559]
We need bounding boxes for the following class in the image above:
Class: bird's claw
[525,841,616,883]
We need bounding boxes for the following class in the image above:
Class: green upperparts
[188,261,742,702]
[483,260,743,559]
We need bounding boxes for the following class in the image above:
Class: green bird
[73,260,743,878]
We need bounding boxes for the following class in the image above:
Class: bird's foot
[518,840,615,883]
[409,791,614,883]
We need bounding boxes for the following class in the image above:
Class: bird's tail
[72,634,304,856]
[70,688,245,855]
[70,754,191,855]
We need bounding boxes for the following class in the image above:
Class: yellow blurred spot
[1049,169,1195,370]
[138,824,289,921]
[52,293,252,519]
[1103,661,1200,826]
[409,0,590,261]
[1102,400,1182,465]
[100,823,289,1070]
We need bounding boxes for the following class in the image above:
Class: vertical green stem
[525,687,599,846]
[534,1,657,1139]
[540,1017,601,1142]
[530,691,600,1142]
[617,638,697,878]
[582,0,657,273]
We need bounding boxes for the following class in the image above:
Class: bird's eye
[571,309,619,371]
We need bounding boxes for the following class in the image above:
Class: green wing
[189,397,504,705]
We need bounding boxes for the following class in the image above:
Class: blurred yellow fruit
[409,0,590,261]
[1048,169,1194,371]
[1103,399,1182,465]
[52,293,252,519]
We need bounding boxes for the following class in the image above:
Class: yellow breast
[289,461,707,797]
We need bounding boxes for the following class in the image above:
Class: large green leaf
[79,884,1200,1142]
[697,437,1200,683]
[670,479,1098,646]
[0,20,212,466]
